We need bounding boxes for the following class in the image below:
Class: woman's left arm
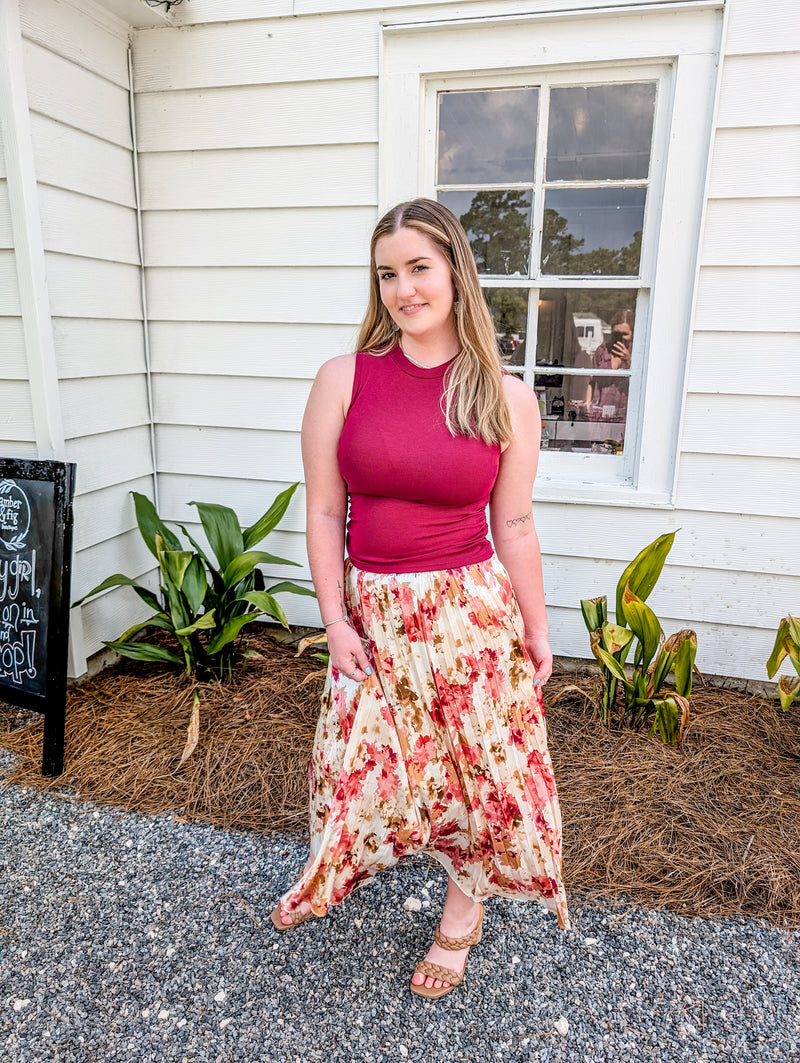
[489,375,552,684]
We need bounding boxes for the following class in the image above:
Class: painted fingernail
[533,679,541,687]
[365,667,372,676]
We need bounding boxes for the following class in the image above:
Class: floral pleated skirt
[279,556,570,930]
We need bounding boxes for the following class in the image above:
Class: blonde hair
[355,199,513,446]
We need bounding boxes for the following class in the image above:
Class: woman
[271,199,569,999]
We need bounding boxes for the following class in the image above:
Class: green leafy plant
[766,615,800,710]
[73,484,314,683]
[579,531,698,744]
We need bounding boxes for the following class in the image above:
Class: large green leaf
[239,591,289,628]
[160,549,194,592]
[181,556,208,615]
[616,531,676,626]
[265,580,317,598]
[189,501,244,570]
[778,675,800,711]
[206,612,260,655]
[593,644,629,685]
[580,596,607,633]
[670,630,697,698]
[174,611,217,636]
[223,550,300,590]
[649,644,677,696]
[132,491,182,558]
[786,615,800,647]
[116,614,174,643]
[73,573,154,609]
[622,587,662,671]
[104,639,184,667]
[242,483,299,551]
[600,620,634,656]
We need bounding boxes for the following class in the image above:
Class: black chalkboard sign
[0,459,75,776]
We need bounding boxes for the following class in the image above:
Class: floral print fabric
[280,556,570,930]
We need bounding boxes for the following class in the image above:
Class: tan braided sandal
[270,903,316,932]
[409,903,484,1000]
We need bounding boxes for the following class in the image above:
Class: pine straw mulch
[1,628,798,927]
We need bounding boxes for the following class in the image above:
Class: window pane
[535,289,636,454]
[546,83,656,182]
[541,187,645,275]
[438,88,539,184]
[439,189,532,276]
[484,288,528,369]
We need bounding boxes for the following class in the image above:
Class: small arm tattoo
[506,512,532,528]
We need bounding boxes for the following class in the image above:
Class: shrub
[580,531,698,744]
[73,484,313,683]
[766,615,800,710]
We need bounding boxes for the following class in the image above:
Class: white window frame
[379,1,723,506]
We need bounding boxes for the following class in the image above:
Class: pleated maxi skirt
[279,555,570,931]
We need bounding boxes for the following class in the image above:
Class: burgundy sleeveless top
[337,346,501,573]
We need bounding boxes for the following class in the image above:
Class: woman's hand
[524,634,553,685]
[326,621,372,682]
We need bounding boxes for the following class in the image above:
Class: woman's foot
[410,884,484,997]
[270,900,315,931]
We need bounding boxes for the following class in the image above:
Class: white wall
[17,0,157,657]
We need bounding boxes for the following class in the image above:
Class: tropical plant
[766,615,800,710]
[579,531,698,744]
[73,484,314,683]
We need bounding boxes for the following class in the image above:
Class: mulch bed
[2,628,798,927]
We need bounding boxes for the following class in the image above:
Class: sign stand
[0,459,75,776]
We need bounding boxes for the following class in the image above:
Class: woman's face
[374,226,458,346]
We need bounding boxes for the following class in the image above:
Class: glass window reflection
[439,189,532,276]
[484,288,528,370]
[438,88,539,185]
[541,187,645,275]
[535,290,636,454]
[547,83,656,182]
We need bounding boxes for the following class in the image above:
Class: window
[381,3,723,500]
[434,75,661,466]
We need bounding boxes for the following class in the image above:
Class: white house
[1,0,797,686]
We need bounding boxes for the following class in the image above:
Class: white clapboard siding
[693,267,800,332]
[44,253,142,319]
[1,381,36,442]
[701,199,800,267]
[139,143,377,211]
[681,395,798,459]
[708,127,800,198]
[72,527,155,600]
[23,38,132,149]
[21,0,131,89]
[79,574,159,658]
[136,79,377,153]
[156,473,306,534]
[153,374,312,433]
[0,440,38,459]
[675,453,800,519]
[0,251,22,315]
[53,317,147,379]
[687,332,800,396]
[72,475,154,553]
[0,319,28,379]
[133,12,377,91]
[717,54,800,129]
[155,425,304,483]
[147,321,358,377]
[67,425,154,495]
[0,180,11,247]
[31,113,135,207]
[542,555,798,630]
[145,266,366,325]
[533,505,798,578]
[142,206,374,267]
[61,375,151,440]
[725,0,800,56]
[39,185,140,264]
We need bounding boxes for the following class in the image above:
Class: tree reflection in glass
[439,189,532,276]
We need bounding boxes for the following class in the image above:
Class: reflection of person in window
[590,309,632,420]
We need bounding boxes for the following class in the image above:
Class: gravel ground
[2,747,798,1063]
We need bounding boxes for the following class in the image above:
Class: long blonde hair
[356,198,513,446]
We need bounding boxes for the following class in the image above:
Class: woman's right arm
[301,355,371,681]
